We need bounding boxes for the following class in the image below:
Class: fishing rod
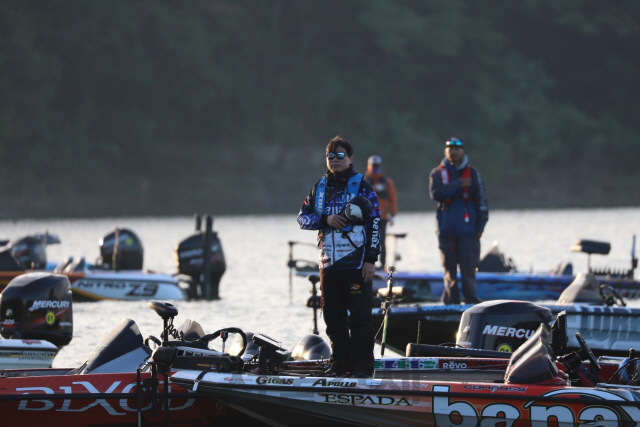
[632,234,637,275]
[380,265,396,357]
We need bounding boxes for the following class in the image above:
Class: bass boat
[170,314,640,427]
[373,238,640,303]
[372,271,640,357]
[0,297,257,426]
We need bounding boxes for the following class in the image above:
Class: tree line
[1,0,638,218]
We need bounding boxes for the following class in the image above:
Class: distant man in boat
[429,137,489,305]
[364,155,398,270]
[298,135,381,378]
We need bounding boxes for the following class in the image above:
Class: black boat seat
[570,239,611,255]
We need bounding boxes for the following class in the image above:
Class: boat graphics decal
[312,378,358,387]
[463,384,527,393]
[15,380,195,414]
[0,350,55,361]
[432,385,640,426]
[257,376,294,385]
[374,358,439,370]
[316,393,412,406]
[74,279,159,296]
[189,371,640,425]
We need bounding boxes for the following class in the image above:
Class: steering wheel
[599,284,626,307]
[144,335,162,348]
[198,327,247,356]
[576,332,601,373]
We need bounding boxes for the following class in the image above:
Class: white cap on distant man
[368,155,382,165]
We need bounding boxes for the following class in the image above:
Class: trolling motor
[306,274,322,335]
[139,301,180,427]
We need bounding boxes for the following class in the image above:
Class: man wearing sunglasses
[298,135,381,378]
[429,137,489,305]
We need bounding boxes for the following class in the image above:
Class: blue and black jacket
[298,167,381,270]
[429,155,489,237]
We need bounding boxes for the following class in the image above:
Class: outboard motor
[0,272,73,347]
[456,300,552,354]
[174,215,226,299]
[98,228,144,270]
[10,235,48,269]
[0,246,25,271]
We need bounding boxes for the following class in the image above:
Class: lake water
[2,207,639,367]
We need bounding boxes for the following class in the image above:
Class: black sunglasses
[326,152,347,160]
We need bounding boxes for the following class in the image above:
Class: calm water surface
[1,207,639,367]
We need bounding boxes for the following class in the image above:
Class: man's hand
[327,214,347,229]
[362,262,375,282]
[477,231,483,239]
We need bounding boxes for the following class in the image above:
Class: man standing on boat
[429,137,489,305]
[298,135,381,378]
[364,155,398,270]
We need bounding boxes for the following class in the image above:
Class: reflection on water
[1,207,639,367]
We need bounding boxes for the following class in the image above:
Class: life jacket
[364,174,388,199]
[438,164,471,206]
[315,173,363,232]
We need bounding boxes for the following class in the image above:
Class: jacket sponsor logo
[312,378,357,387]
[317,393,412,406]
[482,324,534,339]
[256,376,294,385]
[370,218,380,248]
[28,300,71,312]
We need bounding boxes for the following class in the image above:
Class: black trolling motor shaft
[380,265,396,357]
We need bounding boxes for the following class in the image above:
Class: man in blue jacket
[298,135,381,378]
[429,137,489,305]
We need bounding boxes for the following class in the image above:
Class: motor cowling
[174,231,226,279]
[0,246,25,271]
[98,228,144,270]
[10,235,47,269]
[456,300,552,354]
[0,272,73,347]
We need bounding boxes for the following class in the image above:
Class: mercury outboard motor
[98,228,144,270]
[0,272,73,347]
[456,300,552,354]
[174,215,226,299]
